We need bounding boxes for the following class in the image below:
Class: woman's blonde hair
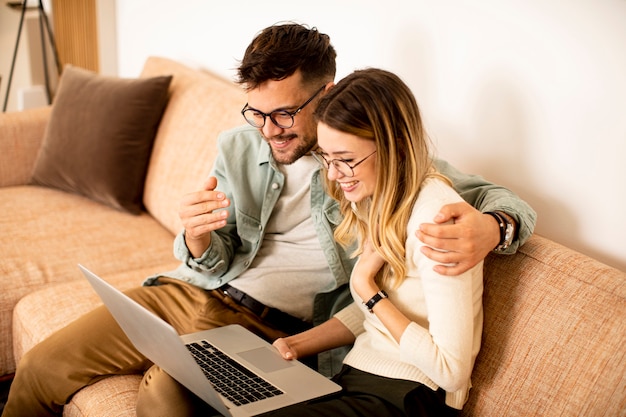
[315,68,450,288]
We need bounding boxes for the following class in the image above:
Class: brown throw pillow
[31,65,172,214]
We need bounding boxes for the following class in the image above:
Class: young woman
[266,68,484,417]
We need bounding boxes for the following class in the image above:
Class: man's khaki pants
[2,278,287,417]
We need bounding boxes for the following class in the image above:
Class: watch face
[497,223,514,251]
[489,211,515,252]
[504,223,514,243]
[365,290,388,312]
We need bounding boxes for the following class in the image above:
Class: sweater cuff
[334,302,365,336]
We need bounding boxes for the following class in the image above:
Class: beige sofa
[1,57,624,417]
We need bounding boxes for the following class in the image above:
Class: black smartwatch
[364,290,388,313]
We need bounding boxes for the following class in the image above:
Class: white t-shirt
[230,155,334,322]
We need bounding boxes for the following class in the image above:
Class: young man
[2,23,536,417]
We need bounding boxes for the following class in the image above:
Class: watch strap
[364,290,388,313]
[486,211,514,252]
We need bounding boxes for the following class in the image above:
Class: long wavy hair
[315,68,450,288]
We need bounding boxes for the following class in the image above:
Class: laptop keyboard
[186,340,284,406]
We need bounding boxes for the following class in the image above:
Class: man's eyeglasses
[241,86,325,129]
[310,150,377,177]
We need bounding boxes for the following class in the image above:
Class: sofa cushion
[12,264,177,366]
[138,57,245,234]
[62,375,141,417]
[31,66,172,214]
[0,185,177,374]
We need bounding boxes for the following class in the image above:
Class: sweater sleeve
[398,190,484,392]
[398,270,479,392]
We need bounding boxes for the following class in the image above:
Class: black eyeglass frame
[311,150,377,177]
[241,85,326,129]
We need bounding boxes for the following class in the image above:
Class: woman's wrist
[356,283,381,305]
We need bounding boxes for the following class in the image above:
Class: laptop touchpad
[237,347,295,373]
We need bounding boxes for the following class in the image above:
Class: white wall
[96,0,118,76]
[114,0,626,271]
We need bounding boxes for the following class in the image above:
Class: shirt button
[272,183,279,190]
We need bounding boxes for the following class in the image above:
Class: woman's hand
[352,239,386,301]
[272,337,298,360]
[272,318,355,361]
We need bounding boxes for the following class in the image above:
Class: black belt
[220,283,311,335]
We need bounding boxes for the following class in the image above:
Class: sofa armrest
[0,106,51,187]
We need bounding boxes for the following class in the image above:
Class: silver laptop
[79,264,341,417]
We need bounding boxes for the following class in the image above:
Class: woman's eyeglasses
[310,150,377,177]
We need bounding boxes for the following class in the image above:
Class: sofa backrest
[140,57,245,235]
[463,234,626,416]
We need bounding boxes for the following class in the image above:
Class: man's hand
[417,201,500,276]
[179,176,230,258]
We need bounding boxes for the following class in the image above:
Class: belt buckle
[227,288,243,304]
[221,285,268,318]
[223,286,255,312]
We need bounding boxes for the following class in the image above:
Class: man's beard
[269,134,317,165]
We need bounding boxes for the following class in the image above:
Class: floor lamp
[2,0,62,112]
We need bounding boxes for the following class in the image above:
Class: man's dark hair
[236,23,337,91]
